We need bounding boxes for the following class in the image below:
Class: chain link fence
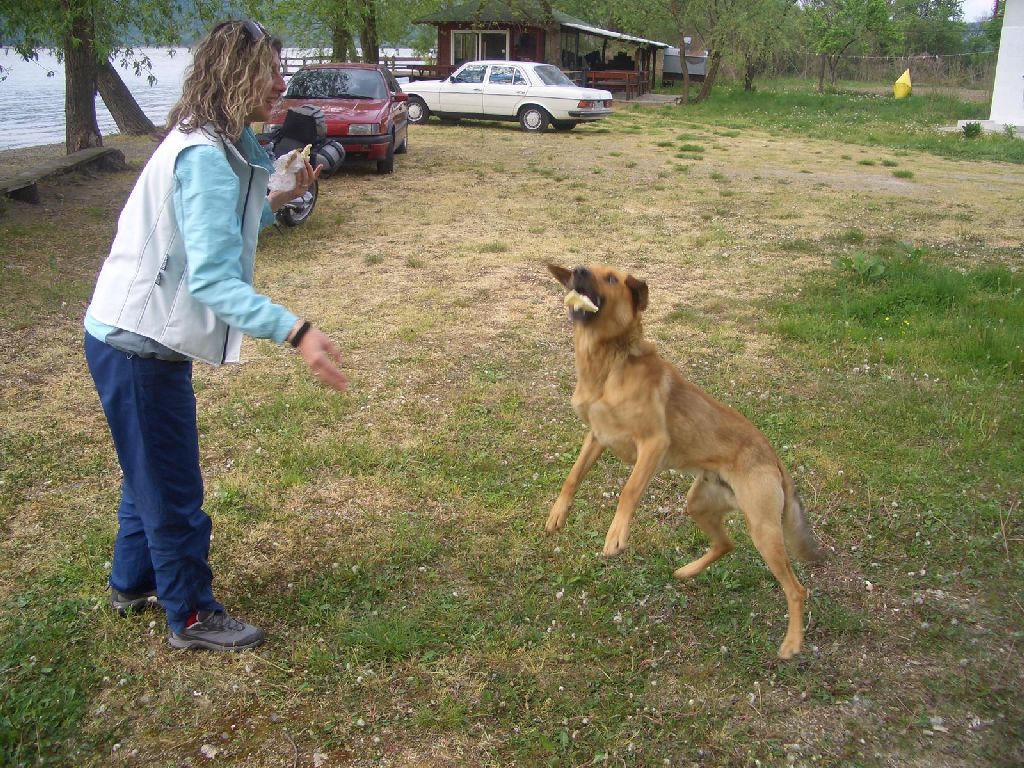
[716,50,997,91]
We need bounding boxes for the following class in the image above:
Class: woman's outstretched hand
[292,324,348,392]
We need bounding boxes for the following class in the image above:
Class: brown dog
[547,264,825,659]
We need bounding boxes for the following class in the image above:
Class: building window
[452,30,509,65]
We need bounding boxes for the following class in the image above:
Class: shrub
[962,122,982,139]
[833,251,886,282]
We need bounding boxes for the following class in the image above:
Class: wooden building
[413,0,670,97]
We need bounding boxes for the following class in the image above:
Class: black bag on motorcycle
[277,105,345,178]
[275,104,326,155]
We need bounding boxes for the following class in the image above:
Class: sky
[961,0,998,22]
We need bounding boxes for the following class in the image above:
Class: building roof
[415,0,670,48]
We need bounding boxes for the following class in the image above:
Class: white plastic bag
[268,144,311,193]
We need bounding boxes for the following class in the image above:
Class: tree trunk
[360,0,379,63]
[539,0,561,65]
[544,24,562,65]
[331,25,356,61]
[63,4,101,153]
[817,53,826,93]
[678,32,690,105]
[744,56,755,91]
[96,60,157,135]
[696,49,721,102]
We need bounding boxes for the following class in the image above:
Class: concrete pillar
[990,0,1024,129]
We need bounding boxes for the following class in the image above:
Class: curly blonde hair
[167,21,282,141]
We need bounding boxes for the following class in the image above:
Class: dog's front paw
[545,501,569,533]
[602,521,630,556]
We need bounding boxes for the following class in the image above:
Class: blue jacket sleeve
[174,145,297,343]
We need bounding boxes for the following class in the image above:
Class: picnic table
[586,70,647,100]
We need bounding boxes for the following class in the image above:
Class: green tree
[0,0,197,152]
[804,0,899,91]
[893,0,967,54]
[730,0,801,91]
[980,2,1005,51]
[252,0,439,62]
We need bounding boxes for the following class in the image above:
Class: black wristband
[289,320,312,348]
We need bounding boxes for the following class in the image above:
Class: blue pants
[84,333,223,632]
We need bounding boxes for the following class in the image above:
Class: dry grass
[1,103,1022,767]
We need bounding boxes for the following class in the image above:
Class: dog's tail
[781,466,827,563]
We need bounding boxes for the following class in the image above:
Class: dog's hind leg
[547,431,604,533]
[674,471,736,580]
[732,473,808,659]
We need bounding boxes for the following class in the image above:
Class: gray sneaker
[110,587,158,616]
[168,610,265,651]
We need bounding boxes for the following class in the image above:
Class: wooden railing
[281,55,332,76]
[281,54,447,81]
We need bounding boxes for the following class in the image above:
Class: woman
[84,19,347,651]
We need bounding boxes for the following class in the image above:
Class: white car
[403,60,614,132]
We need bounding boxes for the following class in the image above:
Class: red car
[266,63,410,174]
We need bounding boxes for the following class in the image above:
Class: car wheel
[276,179,318,227]
[376,135,395,174]
[552,121,578,131]
[519,106,550,132]
[407,97,429,124]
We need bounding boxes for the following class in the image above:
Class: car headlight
[347,123,377,135]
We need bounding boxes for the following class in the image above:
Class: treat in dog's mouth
[563,289,599,313]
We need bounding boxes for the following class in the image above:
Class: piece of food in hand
[268,144,313,193]
[563,290,599,313]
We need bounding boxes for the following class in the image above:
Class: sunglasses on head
[241,19,269,43]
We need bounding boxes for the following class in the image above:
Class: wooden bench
[587,70,640,100]
[0,146,127,204]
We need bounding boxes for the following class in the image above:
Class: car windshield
[286,68,386,100]
[533,65,574,87]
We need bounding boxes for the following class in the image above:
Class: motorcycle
[259,105,345,227]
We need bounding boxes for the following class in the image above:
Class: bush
[962,121,982,139]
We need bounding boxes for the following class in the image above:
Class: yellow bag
[893,68,912,99]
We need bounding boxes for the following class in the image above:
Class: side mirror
[394,92,409,102]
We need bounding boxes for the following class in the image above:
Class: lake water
[0,47,193,151]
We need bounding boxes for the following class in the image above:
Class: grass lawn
[1,82,1021,767]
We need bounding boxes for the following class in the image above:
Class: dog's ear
[626,275,649,313]
[547,264,572,287]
